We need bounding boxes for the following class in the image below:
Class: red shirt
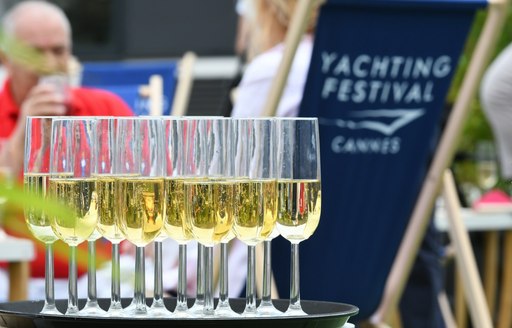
[0,79,133,278]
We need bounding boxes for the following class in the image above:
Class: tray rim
[0,298,359,322]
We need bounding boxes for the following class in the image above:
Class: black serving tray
[0,298,358,328]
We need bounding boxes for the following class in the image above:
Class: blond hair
[248,0,322,57]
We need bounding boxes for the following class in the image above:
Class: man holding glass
[0,1,132,301]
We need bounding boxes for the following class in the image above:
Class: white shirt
[231,36,313,118]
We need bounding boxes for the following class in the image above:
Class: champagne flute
[49,117,98,315]
[23,116,61,315]
[185,117,235,317]
[475,141,498,192]
[162,117,194,317]
[94,117,125,316]
[115,117,164,317]
[276,118,321,316]
[232,118,277,316]
[182,118,206,318]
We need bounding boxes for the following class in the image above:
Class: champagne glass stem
[175,244,188,312]
[288,242,303,313]
[244,245,257,315]
[133,246,146,311]
[204,246,214,316]
[261,240,273,304]
[66,245,79,315]
[110,243,122,311]
[87,240,98,304]
[195,244,205,304]
[218,242,229,305]
[153,241,164,304]
[42,242,59,313]
[189,243,205,316]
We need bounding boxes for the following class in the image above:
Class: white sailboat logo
[319,108,425,136]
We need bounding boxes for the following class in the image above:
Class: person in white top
[231,0,319,118]
[480,43,512,179]
[227,0,321,303]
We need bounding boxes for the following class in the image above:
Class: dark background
[51,0,239,60]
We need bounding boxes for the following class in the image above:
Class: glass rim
[50,116,98,122]
[272,117,318,121]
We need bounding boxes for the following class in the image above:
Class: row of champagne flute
[23,115,321,318]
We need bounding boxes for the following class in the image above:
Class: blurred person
[0,0,132,301]
[231,0,319,118]
[480,43,512,180]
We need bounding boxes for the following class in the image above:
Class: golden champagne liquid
[277,179,321,243]
[49,177,98,246]
[117,176,164,247]
[96,175,124,244]
[163,178,193,243]
[24,173,58,243]
[233,179,277,246]
[185,179,236,247]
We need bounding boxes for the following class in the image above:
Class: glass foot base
[242,305,258,317]
[284,305,307,316]
[148,300,172,317]
[187,301,204,317]
[40,303,62,315]
[257,302,283,317]
[122,301,147,317]
[215,301,240,317]
[79,301,106,317]
[64,306,80,316]
[106,306,124,318]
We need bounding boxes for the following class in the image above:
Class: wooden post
[497,231,512,328]
[8,261,29,301]
[442,170,493,328]
[171,52,196,117]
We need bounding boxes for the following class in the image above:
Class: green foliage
[0,180,75,227]
[0,30,52,74]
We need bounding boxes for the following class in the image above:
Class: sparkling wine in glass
[162,117,194,317]
[49,117,98,315]
[23,116,61,315]
[276,118,321,316]
[232,118,277,317]
[94,117,125,316]
[185,117,235,317]
[115,117,165,317]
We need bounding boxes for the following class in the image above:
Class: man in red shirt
[0,1,132,299]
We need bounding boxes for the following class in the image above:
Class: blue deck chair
[81,60,178,115]
[270,0,507,326]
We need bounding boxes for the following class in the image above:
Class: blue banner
[272,0,483,319]
[81,61,177,115]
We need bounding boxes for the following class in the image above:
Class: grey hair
[2,0,71,37]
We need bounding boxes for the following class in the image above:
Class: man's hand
[19,83,68,119]
[2,84,68,176]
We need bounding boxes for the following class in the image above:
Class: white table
[435,205,512,328]
[0,230,34,301]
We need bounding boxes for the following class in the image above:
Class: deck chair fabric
[81,60,177,115]
[271,0,487,321]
